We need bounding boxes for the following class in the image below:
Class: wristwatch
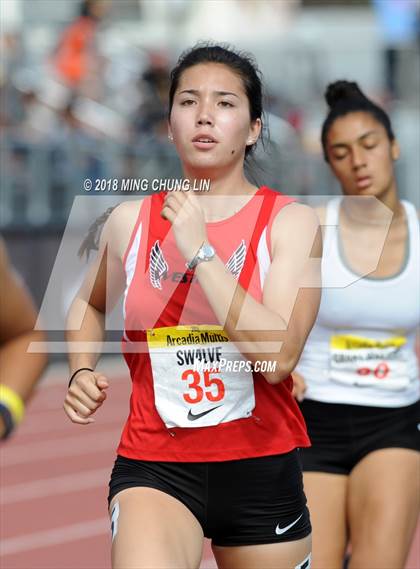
[186,242,216,270]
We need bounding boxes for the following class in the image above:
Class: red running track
[1,359,418,569]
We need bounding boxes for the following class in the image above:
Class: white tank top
[297,198,419,407]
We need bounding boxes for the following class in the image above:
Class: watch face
[202,244,215,258]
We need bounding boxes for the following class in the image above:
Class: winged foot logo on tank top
[149,240,246,289]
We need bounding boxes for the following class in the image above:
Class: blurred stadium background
[1,1,419,567]
[1,0,419,311]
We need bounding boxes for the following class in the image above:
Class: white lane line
[25,388,128,410]
[1,429,119,467]
[2,520,217,563]
[28,395,127,413]
[1,468,110,505]
[16,409,126,437]
[38,359,127,389]
[1,518,110,556]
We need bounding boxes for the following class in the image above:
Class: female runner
[293,81,420,569]
[64,44,321,569]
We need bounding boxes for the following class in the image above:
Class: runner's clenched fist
[64,370,109,424]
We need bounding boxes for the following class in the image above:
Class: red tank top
[117,186,310,461]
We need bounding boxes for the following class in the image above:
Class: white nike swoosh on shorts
[275,513,303,535]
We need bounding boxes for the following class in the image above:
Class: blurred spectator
[51,0,110,95]
[373,0,419,100]
[246,112,306,195]
[135,51,171,138]
[0,32,25,127]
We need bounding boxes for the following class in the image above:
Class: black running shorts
[108,450,311,546]
[299,398,420,475]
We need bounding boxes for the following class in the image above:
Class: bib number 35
[181,369,225,404]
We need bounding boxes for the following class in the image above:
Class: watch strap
[186,242,204,270]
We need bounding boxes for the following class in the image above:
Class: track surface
[1,360,418,569]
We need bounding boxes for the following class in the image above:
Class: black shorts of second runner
[108,450,311,546]
[299,398,420,475]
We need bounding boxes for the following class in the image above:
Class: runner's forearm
[195,256,297,382]
[0,330,47,402]
[66,298,105,374]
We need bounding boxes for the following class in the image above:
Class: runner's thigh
[348,448,420,569]
[303,472,348,569]
[212,535,312,569]
[109,487,204,569]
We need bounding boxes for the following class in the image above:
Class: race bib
[329,334,410,391]
[147,325,255,428]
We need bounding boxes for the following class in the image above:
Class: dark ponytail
[321,80,395,161]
